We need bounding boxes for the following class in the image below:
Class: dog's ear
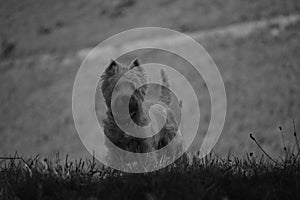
[129,58,141,69]
[105,59,120,76]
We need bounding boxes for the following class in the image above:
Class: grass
[1,1,300,198]
[0,18,300,159]
[1,0,300,56]
[1,125,300,200]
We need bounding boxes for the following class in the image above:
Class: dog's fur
[101,58,183,166]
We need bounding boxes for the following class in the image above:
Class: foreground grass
[1,134,300,200]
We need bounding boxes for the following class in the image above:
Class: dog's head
[101,58,149,126]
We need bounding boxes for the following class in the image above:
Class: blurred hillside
[0,0,299,159]
[1,0,300,56]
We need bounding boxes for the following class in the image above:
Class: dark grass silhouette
[1,124,299,200]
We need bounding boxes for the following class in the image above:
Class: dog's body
[101,58,183,167]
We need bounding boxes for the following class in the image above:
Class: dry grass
[0,0,299,159]
[1,0,300,56]
[0,19,300,158]
[1,126,300,200]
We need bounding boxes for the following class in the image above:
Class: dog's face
[101,58,149,126]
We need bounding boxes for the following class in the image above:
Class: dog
[100,58,183,169]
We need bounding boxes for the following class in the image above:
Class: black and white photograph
[0,0,300,199]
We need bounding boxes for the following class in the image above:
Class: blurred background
[0,0,299,159]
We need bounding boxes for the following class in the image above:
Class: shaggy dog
[101,58,183,168]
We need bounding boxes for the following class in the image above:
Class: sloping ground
[1,0,300,57]
[0,15,299,158]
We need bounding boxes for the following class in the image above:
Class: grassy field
[1,0,300,199]
[0,0,300,160]
[1,137,300,200]
[1,0,300,57]
[1,17,299,158]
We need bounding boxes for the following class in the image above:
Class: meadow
[1,129,300,199]
[0,0,300,198]
[1,14,299,158]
